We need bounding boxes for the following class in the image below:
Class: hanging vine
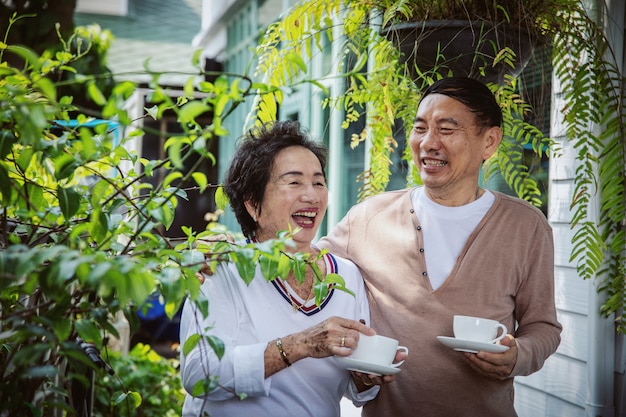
[251,0,626,330]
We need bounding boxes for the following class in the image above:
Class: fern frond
[251,0,347,127]
[552,1,626,327]
[570,221,606,280]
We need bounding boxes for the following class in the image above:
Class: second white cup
[453,315,507,344]
[350,334,408,367]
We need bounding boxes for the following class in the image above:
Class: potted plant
[376,0,558,83]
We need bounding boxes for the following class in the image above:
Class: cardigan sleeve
[508,215,562,377]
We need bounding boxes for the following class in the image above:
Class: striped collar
[271,252,337,316]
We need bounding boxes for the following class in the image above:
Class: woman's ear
[244,200,257,222]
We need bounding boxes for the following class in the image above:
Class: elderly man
[320,77,562,417]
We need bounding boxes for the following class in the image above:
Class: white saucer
[336,357,402,376]
[436,336,510,353]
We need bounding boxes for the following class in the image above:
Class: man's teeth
[424,160,446,166]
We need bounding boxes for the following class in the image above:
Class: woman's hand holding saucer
[351,370,396,390]
[349,342,407,390]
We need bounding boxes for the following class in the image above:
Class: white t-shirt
[179,247,376,417]
[412,188,495,290]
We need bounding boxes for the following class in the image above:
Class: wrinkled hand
[294,316,375,359]
[350,348,407,390]
[464,334,517,379]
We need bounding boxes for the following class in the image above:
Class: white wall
[76,0,129,16]
[515,1,626,414]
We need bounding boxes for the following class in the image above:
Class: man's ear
[482,126,503,161]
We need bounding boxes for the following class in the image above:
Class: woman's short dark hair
[223,120,328,238]
[420,77,503,129]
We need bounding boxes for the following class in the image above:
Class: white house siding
[76,0,129,16]
[515,0,626,410]
[75,0,202,86]
[513,66,592,414]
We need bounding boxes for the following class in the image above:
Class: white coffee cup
[453,315,507,344]
[350,334,409,367]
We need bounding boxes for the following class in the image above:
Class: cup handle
[390,346,409,367]
[491,324,508,344]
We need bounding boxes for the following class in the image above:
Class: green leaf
[277,253,292,280]
[206,335,225,359]
[183,333,201,356]
[286,52,307,73]
[166,138,184,169]
[259,255,279,280]
[145,105,159,120]
[113,391,142,408]
[124,269,156,308]
[16,146,34,172]
[75,319,102,347]
[305,79,329,95]
[195,297,209,319]
[179,101,209,124]
[25,183,45,211]
[58,186,80,219]
[0,130,17,159]
[192,135,208,156]
[34,76,57,101]
[150,203,175,229]
[215,185,228,210]
[0,164,12,206]
[323,272,347,287]
[313,280,329,306]
[90,179,110,209]
[192,48,203,67]
[54,153,78,181]
[53,318,72,341]
[192,172,208,193]
[292,257,306,283]
[163,171,183,188]
[89,209,108,242]
[214,94,230,117]
[192,377,219,397]
[6,45,40,69]
[184,76,195,97]
[87,81,107,106]
[232,248,256,285]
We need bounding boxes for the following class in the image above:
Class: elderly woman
[179,120,386,417]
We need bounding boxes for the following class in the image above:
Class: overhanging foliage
[250,0,626,330]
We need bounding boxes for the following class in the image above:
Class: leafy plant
[0,19,206,414]
[92,343,185,417]
[250,0,625,329]
[551,7,626,322]
[0,13,354,415]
